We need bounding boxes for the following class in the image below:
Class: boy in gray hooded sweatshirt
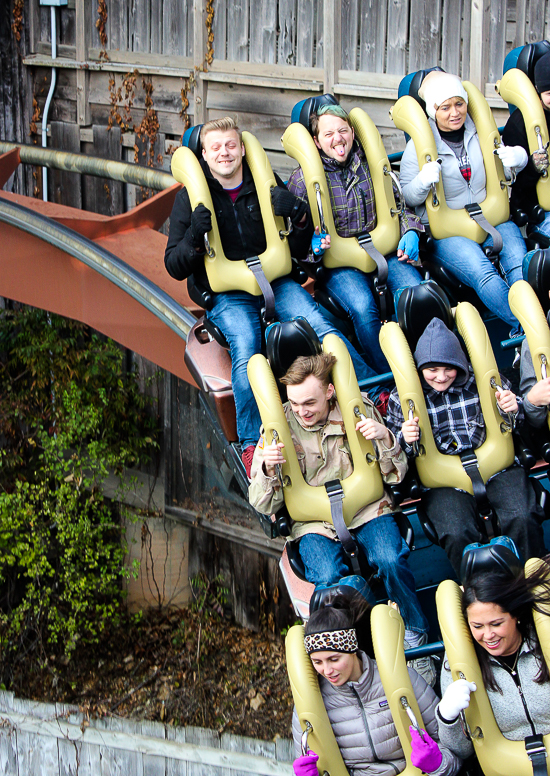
[386,317,545,575]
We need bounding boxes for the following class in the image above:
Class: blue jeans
[431,220,525,334]
[298,515,429,634]
[321,256,422,374]
[532,210,550,238]
[207,276,378,448]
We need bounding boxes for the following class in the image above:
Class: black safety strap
[464,203,503,255]
[245,256,276,323]
[525,734,548,776]
[459,449,498,537]
[356,231,389,321]
[324,479,361,575]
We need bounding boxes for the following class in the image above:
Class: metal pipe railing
[0,141,178,191]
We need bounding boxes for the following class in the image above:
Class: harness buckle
[464,203,483,219]
[324,479,344,500]
[525,735,547,760]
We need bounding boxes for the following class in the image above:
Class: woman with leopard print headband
[291,594,461,776]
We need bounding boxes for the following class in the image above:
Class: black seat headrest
[181,124,203,158]
[516,41,550,83]
[526,249,550,314]
[460,539,523,585]
[396,280,453,353]
[291,94,340,132]
[266,317,322,379]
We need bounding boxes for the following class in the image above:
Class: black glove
[190,204,212,251]
[270,187,308,224]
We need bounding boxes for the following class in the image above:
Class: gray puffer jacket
[292,651,462,776]
[438,638,550,760]
[399,115,489,225]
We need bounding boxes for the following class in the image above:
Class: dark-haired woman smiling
[437,562,550,759]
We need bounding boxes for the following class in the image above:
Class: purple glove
[409,727,442,773]
[293,750,319,776]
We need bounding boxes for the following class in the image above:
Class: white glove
[496,144,528,170]
[438,679,477,722]
[418,160,441,187]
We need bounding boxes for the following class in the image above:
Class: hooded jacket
[413,318,470,388]
[292,651,462,776]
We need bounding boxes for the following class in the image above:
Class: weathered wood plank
[514,0,527,47]
[140,720,167,776]
[81,124,124,216]
[323,0,341,91]
[386,0,409,75]
[150,0,162,55]
[250,0,277,64]
[296,0,315,68]
[108,0,128,53]
[409,0,441,72]
[75,0,92,125]
[50,120,82,207]
[528,0,547,42]
[226,0,249,62]
[194,0,207,124]
[469,0,490,89]
[487,0,507,83]
[129,0,151,53]
[212,0,227,59]
[359,0,387,73]
[185,726,220,776]
[341,0,358,71]
[166,725,188,776]
[278,0,297,67]
[441,0,463,76]
[221,733,276,776]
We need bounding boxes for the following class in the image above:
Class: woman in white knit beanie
[399,70,530,338]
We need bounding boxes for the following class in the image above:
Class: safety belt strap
[525,734,548,776]
[324,480,361,575]
[356,232,389,321]
[464,203,503,255]
[459,449,498,537]
[245,256,276,323]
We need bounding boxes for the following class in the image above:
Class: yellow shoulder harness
[282,109,401,271]
[247,333,384,525]
[509,280,550,431]
[379,302,514,493]
[390,82,510,241]
[170,131,292,295]
[436,562,550,776]
[497,68,550,211]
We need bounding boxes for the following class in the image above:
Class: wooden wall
[5,0,549,195]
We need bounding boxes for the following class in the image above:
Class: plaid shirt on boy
[386,370,523,458]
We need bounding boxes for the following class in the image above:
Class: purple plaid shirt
[287,142,423,238]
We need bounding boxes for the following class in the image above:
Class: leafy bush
[0,307,159,680]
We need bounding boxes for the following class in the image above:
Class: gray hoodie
[414,318,470,388]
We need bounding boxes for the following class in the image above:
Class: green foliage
[0,307,159,679]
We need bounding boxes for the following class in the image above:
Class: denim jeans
[298,515,429,634]
[321,256,422,374]
[431,220,526,334]
[207,276,378,448]
[532,210,550,238]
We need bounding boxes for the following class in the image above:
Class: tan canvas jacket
[248,393,408,541]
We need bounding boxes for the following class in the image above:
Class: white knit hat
[418,72,468,120]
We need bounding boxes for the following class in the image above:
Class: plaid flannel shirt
[287,141,423,238]
[386,370,523,458]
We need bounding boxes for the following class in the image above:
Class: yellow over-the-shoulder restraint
[170,131,292,295]
[282,108,401,272]
[497,68,550,211]
[436,559,550,776]
[286,606,426,776]
[390,82,510,241]
[379,302,514,493]
[509,280,550,431]
[247,333,384,525]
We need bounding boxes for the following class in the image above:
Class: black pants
[421,466,546,576]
